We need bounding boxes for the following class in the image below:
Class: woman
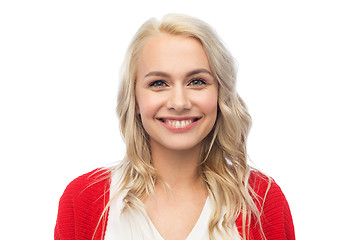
[55,14,295,240]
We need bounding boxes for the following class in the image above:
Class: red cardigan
[55,169,295,240]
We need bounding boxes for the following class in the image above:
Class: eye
[149,80,168,88]
[189,78,206,86]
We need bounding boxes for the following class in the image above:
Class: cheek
[136,92,161,117]
[194,91,218,115]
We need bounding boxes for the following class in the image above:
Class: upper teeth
[165,120,193,128]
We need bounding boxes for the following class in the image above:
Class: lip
[156,116,202,132]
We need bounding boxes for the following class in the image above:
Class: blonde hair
[111,13,266,240]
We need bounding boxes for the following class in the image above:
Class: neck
[150,142,203,190]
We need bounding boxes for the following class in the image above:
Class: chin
[159,139,203,152]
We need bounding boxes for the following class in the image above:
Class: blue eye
[149,80,167,87]
[189,78,206,86]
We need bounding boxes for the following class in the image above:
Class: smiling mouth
[157,117,201,128]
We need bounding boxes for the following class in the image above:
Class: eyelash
[189,78,206,86]
[149,80,167,88]
[149,78,207,88]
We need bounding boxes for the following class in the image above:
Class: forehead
[137,34,211,76]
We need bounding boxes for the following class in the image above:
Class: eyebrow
[144,68,212,78]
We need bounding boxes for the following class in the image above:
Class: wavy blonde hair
[109,13,266,240]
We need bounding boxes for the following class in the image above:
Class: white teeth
[165,119,193,128]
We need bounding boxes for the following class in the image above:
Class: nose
[167,86,192,111]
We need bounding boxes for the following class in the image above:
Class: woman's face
[135,34,218,152]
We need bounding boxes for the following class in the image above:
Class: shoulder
[247,170,295,240]
[247,170,292,205]
[248,170,284,204]
[58,168,111,213]
[61,168,111,199]
[55,168,111,240]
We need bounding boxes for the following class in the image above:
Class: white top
[105,169,241,240]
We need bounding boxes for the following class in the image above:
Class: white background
[1,0,356,239]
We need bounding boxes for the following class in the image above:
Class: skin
[135,33,219,240]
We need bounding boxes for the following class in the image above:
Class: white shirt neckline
[145,197,210,240]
